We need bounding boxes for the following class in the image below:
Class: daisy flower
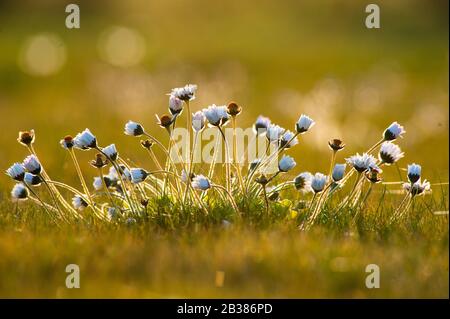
[6,163,26,181]
[379,142,404,165]
[192,175,211,190]
[253,115,271,135]
[296,114,315,134]
[23,154,42,175]
[383,122,405,141]
[73,128,97,150]
[346,153,377,173]
[311,173,328,193]
[278,155,296,172]
[11,183,28,201]
[124,121,144,137]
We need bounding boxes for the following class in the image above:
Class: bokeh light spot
[98,26,146,67]
[18,33,67,76]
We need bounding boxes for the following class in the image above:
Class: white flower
[249,158,261,172]
[169,94,184,115]
[11,183,28,201]
[72,195,88,210]
[130,168,149,184]
[124,121,144,136]
[24,173,41,186]
[311,173,328,193]
[407,163,421,184]
[122,167,132,181]
[379,142,404,165]
[266,124,285,143]
[107,207,119,220]
[279,130,299,149]
[103,144,118,161]
[383,121,405,141]
[192,174,211,190]
[278,155,296,172]
[192,111,206,132]
[170,84,197,101]
[346,153,377,173]
[93,177,103,191]
[6,163,26,181]
[296,114,315,134]
[294,172,312,193]
[23,154,42,175]
[73,128,97,150]
[402,179,430,197]
[253,115,271,135]
[332,164,346,182]
[202,104,229,126]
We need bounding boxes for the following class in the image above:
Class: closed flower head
[24,172,42,186]
[407,163,421,184]
[379,142,404,165]
[227,102,242,116]
[266,124,285,143]
[60,135,74,149]
[169,94,183,116]
[156,114,173,129]
[171,84,197,101]
[102,144,118,161]
[124,121,144,136]
[192,174,211,190]
[23,155,42,175]
[192,111,206,132]
[253,115,271,135]
[249,158,261,172]
[383,122,405,141]
[72,195,88,210]
[6,163,26,181]
[311,173,327,193]
[11,183,28,201]
[130,168,149,184]
[332,164,346,182]
[18,130,35,146]
[74,128,97,150]
[278,155,296,172]
[203,104,229,126]
[296,114,315,134]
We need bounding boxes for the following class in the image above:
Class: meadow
[0,0,448,298]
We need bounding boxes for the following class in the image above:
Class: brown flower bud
[227,101,242,116]
[328,139,345,151]
[18,130,35,146]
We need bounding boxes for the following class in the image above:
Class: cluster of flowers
[5,84,431,226]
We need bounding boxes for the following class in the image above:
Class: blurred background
[0,0,448,190]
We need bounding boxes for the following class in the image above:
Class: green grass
[0,183,448,298]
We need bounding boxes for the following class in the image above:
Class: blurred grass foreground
[0,0,448,298]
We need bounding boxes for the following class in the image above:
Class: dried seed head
[60,135,74,149]
[90,153,109,168]
[18,130,35,146]
[140,139,153,150]
[156,114,173,128]
[227,101,242,116]
[255,174,269,185]
[365,167,382,184]
[328,139,345,151]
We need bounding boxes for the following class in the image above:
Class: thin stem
[212,184,240,214]
[232,116,245,193]
[218,126,231,193]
